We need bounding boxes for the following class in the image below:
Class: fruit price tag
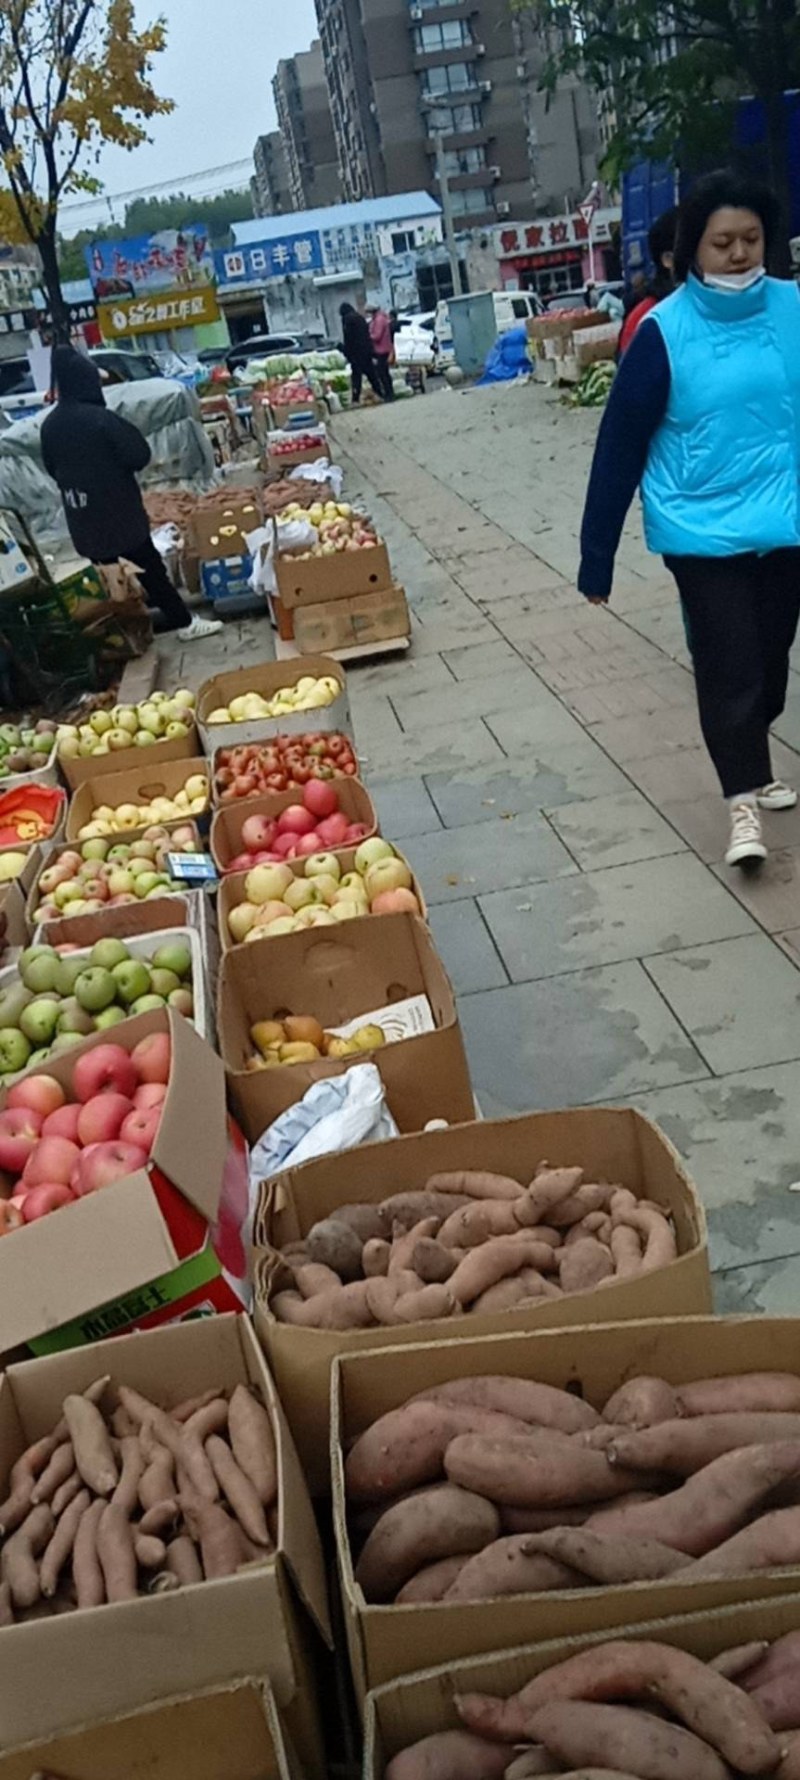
[329,995,434,1046]
[166,851,218,885]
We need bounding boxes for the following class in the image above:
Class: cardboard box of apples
[0,1009,249,1356]
[210,778,378,873]
[65,760,210,845]
[0,718,59,789]
[219,836,424,952]
[57,690,198,791]
[28,825,202,932]
[213,734,357,807]
[197,655,350,754]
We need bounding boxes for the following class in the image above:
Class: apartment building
[316,0,599,226]
[273,40,341,211]
[252,131,293,216]
[514,14,599,211]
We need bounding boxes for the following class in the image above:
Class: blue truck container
[622,90,800,284]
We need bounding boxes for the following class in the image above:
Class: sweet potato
[139,1499,180,1538]
[364,1271,419,1323]
[134,1532,167,1570]
[51,1472,81,1517]
[449,1237,558,1306]
[527,1526,686,1582]
[31,1441,75,1505]
[119,1387,218,1504]
[183,1499,245,1579]
[0,1580,11,1627]
[470,1279,531,1314]
[291,1261,342,1299]
[609,1413,800,1474]
[362,1238,391,1277]
[165,1534,203,1587]
[444,1433,653,1507]
[558,1238,614,1293]
[610,1225,644,1277]
[355,1484,499,1601]
[444,1535,579,1601]
[228,1384,277,1509]
[72,1498,105,1608]
[395,1555,468,1603]
[603,1377,681,1428]
[564,1212,612,1246]
[63,1395,118,1497]
[751,1669,800,1732]
[0,1477,34,1537]
[206,1435,270,1546]
[305,1216,364,1280]
[609,1197,676,1270]
[411,1238,457,1284]
[780,1735,800,1780]
[384,1729,513,1780]
[428,1169,525,1201]
[184,1398,229,1441]
[548,1186,612,1227]
[679,1373,800,1417]
[380,1191,469,1229]
[273,1281,374,1329]
[416,1377,600,1434]
[9,1431,62,1494]
[438,1201,523,1247]
[1,1504,54,1609]
[524,1703,730,1780]
[392,1284,456,1323]
[523,1166,584,1222]
[742,1630,800,1692]
[710,1641,768,1681]
[680,1503,800,1578]
[588,1440,800,1555]
[40,1488,90,1597]
[389,1217,440,1273]
[138,1444,175,1513]
[328,1201,388,1243]
[97,1502,137,1603]
[170,1389,219,1423]
[112,1437,144,1516]
[346,1402,553,1501]
[499,1755,553,1779]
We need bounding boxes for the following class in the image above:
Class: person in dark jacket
[40,346,221,641]
[339,303,384,405]
[618,207,678,355]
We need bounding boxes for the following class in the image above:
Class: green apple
[165,721,189,740]
[74,966,117,1013]
[54,956,86,996]
[19,944,54,975]
[90,710,113,736]
[94,1005,127,1030]
[51,1031,84,1053]
[168,987,194,1017]
[107,844,132,862]
[130,993,167,1014]
[21,951,62,994]
[150,968,180,998]
[152,942,191,979]
[20,998,60,1045]
[0,982,33,1029]
[112,958,152,1005]
[54,881,84,910]
[137,704,165,736]
[26,1047,52,1069]
[354,837,396,874]
[133,873,161,898]
[112,706,138,735]
[90,938,130,971]
[129,855,156,879]
[57,998,95,1036]
[81,838,109,862]
[0,1028,31,1072]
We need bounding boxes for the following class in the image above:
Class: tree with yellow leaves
[0,0,172,340]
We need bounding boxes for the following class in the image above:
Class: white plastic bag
[290,458,344,497]
[248,1063,399,1188]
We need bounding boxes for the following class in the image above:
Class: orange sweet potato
[355,1484,499,1601]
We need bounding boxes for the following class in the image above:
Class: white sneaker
[726,802,767,867]
[178,615,223,642]
[758,780,798,810]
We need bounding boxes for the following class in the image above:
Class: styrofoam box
[1,924,211,1046]
[1,736,60,792]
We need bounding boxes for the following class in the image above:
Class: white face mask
[703,266,766,294]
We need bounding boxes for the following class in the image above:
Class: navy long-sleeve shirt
[578,319,671,601]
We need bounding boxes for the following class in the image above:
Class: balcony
[413,41,483,72]
[419,74,489,105]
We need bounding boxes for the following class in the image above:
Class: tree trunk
[37,228,70,344]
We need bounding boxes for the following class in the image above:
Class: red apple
[23,1136,80,1189]
[345,823,370,842]
[7,1075,65,1119]
[131,1032,171,1086]
[77,1092,134,1147]
[295,830,322,857]
[22,1182,74,1221]
[133,1082,167,1112]
[277,805,316,836]
[315,812,350,848]
[0,1108,43,1174]
[120,1105,160,1156]
[75,1141,148,1196]
[241,814,276,851]
[371,887,421,915]
[271,832,297,858]
[42,1103,82,1142]
[303,779,338,819]
[73,1043,138,1103]
[226,852,253,875]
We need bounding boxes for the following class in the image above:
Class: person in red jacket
[618,208,678,355]
[367,305,395,401]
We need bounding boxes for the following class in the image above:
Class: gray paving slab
[625,746,721,803]
[644,934,800,1074]
[585,706,704,764]
[443,639,521,680]
[711,846,800,933]
[479,854,754,983]
[545,791,687,871]
[348,655,455,694]
[483,700,599,755]
[424,745,632,827]
[389,668,552,733]
[428,899,510,995]
[714,1256,800,1315]
[359,713,506,779]
[363,776,443,838]
[406,810,577,904]
[460,962,708,1118]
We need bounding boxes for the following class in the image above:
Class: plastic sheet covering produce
[0,378,215,551]
[477,323,532,385]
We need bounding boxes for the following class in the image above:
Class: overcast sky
[59,0,319,232]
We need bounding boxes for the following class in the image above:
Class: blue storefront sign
[215,232,324,286]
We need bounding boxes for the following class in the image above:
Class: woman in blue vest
[579,171,800,868]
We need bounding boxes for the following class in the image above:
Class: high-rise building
[252,131,293,216]
[514,16,599,212]
[273,41,341,211]
[316,0,599,225]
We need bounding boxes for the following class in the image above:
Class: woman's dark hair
[673,170,781,282]
[648,206,678,297]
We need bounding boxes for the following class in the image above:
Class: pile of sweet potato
[346,1369,800,1609]
[385,1634,800,1778]
[270,1166,677,1330]
[0,1375,277,1622]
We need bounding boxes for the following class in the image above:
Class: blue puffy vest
[641,274,800,558]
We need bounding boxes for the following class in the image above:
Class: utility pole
[434,133,464,296]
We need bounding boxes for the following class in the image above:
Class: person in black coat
[339,303,384,404]
[41,346,221,640]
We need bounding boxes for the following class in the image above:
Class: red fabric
[369,310,392,355]
[619,295,658,355]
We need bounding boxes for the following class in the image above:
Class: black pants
[351,359,384,404]
[374,353,394,400]
[667,548,800,798]
[102,537,190,632]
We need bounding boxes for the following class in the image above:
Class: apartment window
[440,145,487,174]
[450,186,493,214]
[427,101,483,132]
[391,230,417,252]
[424,61,473,95]
[413,19,472,51]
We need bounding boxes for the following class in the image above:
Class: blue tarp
[477,324,530,385]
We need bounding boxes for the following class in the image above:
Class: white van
[435,290,543,364]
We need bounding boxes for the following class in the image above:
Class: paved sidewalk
[160,380,800,1313]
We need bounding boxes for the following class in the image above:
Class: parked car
[88,348,163,383]
[225,333,303,373]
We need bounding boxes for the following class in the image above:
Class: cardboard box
[254,1108,709,1492]
[276,541,393,610]
[187,495,262,561]
[333,1312,800,1700]
[219,843,426,951]
[27,824,203,932]
[0,1678,302,1780]
[58,724,200,792]
[0,881,28,951]
[364,1594,800,1778]
[292,585,411,655]
[210,779,378,871]
[0,918,210,1043]
[219,910,473,1146]
[201,554,255,605]
[270,397,323,430]
[0,1316,330,1774]
[267,443,331,471]
[65,757,209,842]
[0,1008,243,1357]
[197,655,351,754]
